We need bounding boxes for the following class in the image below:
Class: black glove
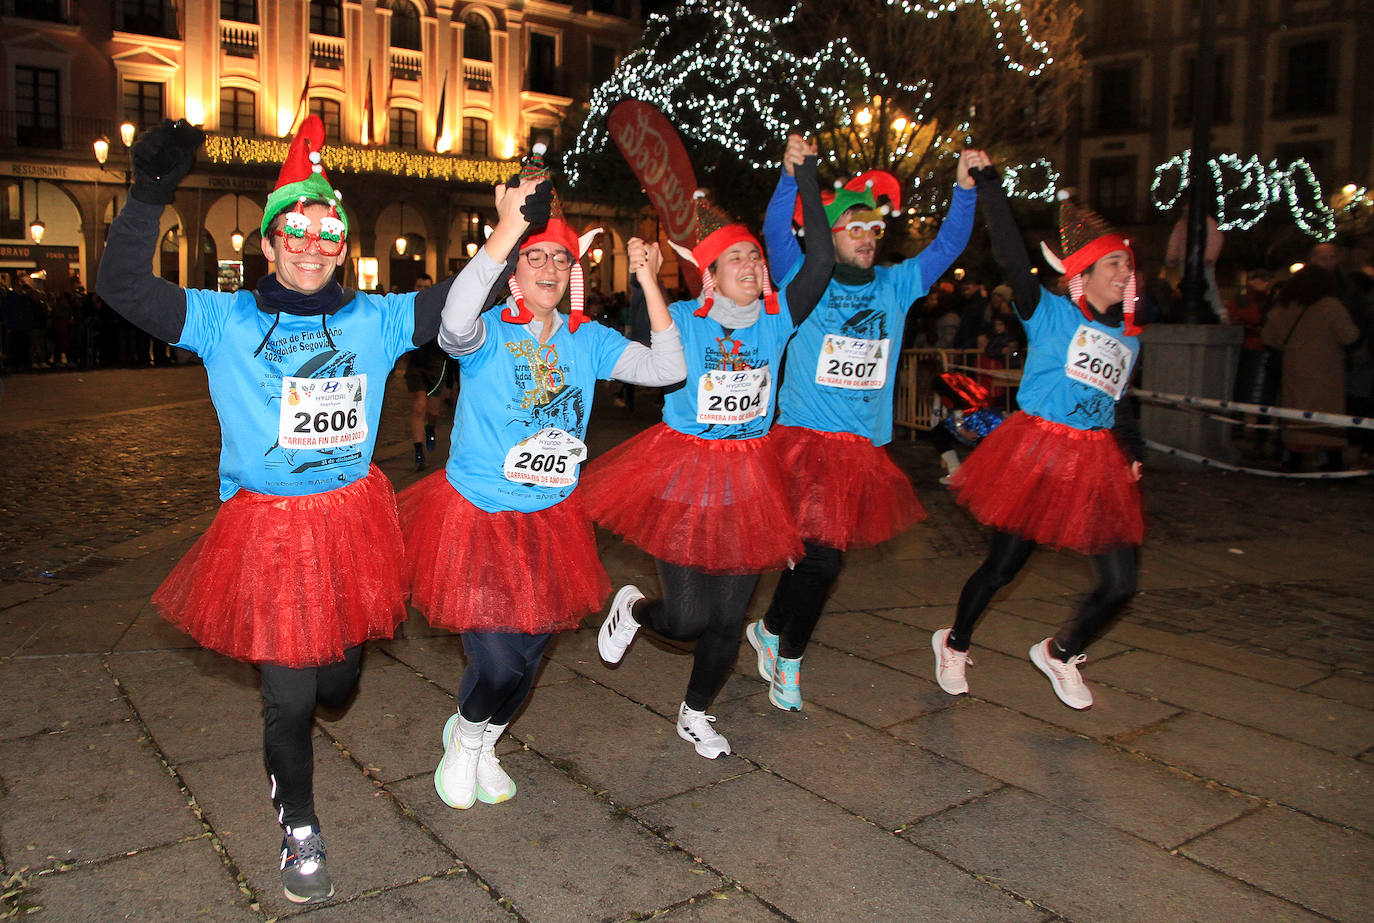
[503,174,553,228]
[130,119,206,206]
[971,165,1001,187]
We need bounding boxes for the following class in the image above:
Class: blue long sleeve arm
[763,171,802,281]
[912,185,977,283]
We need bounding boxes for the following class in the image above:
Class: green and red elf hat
[792,170,902,229]
[1039,189,1141,336]
[260,115,348,239]
[502,143,601,332]
[669,191,777,317]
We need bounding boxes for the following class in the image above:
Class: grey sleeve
[609,323,687,386]
[437,249,507,356]
[94,198,188,343]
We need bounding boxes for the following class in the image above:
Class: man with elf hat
[742,135,989,711]
[397,144,684,808]
[932,162,1145,710]
[97,117,458,903]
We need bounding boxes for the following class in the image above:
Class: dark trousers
[948,531,1136,659]
[762,542,844,659]
[457,630,552,725]
[636,559,759,711]
[260,645,363,830]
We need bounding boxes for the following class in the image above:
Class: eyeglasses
[272,228,347,257]
[521,248,573,271]
[843,221,885,240]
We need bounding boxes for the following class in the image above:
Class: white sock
[940,449,961,473]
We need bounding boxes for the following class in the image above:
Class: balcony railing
[222,23,259,58]
[0,111,125,154]
[464,61,493,93]
[391,51,423,82]
[311,37,345,70]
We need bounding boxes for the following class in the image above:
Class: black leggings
[260,645,363,830]
[948,531,1137,660]
[635,559,759,711]
[762,542,844,659]
[457,630,552,726]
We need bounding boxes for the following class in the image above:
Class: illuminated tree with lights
[566,0,1082,218]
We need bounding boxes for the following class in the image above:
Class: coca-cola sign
[607,101,699,248]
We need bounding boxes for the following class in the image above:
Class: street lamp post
[29,179,45,244]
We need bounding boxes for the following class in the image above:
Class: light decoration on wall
[566,0,1055,186]
[202,134,512,183]
[1150,150,1336,240]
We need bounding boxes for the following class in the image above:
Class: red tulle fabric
[580,423,804,574]
[771,424,926,549]
[949,412,1144,553]
[152,466,407,668]
[398,471,610,634]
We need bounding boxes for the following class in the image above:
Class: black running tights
[457,630,552,726]
[636,559,759,711]
[762,542,844,659]
[947,531,1137,659]
[260,645,363,830]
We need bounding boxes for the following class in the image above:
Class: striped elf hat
[503,143,601,332]
[669,191,777,318]
[1039,189,1140,336]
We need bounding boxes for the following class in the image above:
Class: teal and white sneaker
[745,620,779,682]
[769,656,803,711]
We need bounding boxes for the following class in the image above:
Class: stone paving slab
[0,654,126,740]
[892,701,1253,848]
[1303,671,1374,711]
[881,645,1179,739]
[299,871,517,922]
[777,642,953,729]
[1096,619,1334,688]
[4,596,140,658]
[1126,712,1374,833]
[904,787,1325,923]
[1179,804,1374,922]
[826,563,925,612]
[322,658,459,785]
[393,750,719,922]
[708,695,1001,830]
[25,837,258,921]
[648,887,791,922]
[176,743,455,918]
[633,770,1046,923]
[114,600,205,654]
[805,609,926,662]
[1092,649,1374,755]
[109,649,261,765]
[0,721,204,871]
[506,674,755,809]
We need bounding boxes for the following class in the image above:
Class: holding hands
[782,132,818,177]
[957,149,992,189]
[627,237,663,281]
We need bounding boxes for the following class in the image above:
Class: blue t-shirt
[763,179,975,447]
[1015,292,1140,430]
[177,289,417,500]
[661,297,797,440]
[446,308,630,513]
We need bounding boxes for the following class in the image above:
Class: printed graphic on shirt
[261,326,368,476]
[508,339,587,434]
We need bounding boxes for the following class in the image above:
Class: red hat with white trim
[669,191,777,318]
[1039,189,1141,336]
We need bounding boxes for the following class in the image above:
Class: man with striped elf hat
[744,135,987,712]
[934,166,1145,711]
[97,115,458,904]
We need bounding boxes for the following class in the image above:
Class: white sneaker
[676,703,731,759]
[476,722,516,804]
[434,713,484,808]
[1029,639,1093,709]
[745,620,779,682]
[931,628,972,695]
[599,585,644,664]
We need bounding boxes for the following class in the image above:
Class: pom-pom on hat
[260,115,348,238]
[793,170,902,229]
[503,143,600,333]
[668,191,776,318]
[1039,189,1140,336]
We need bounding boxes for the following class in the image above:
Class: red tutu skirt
[949,412,1143,553]
[152,466,407,668]
[770,424,926,550]
[580,423,804,574]
[398,471,610,634]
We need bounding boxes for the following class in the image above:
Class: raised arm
[912,150,982,283]
[972,164,1041,320]
[610,237,686,386]
[437,177,549,356]
[782,153,835,325]
[761,133,814,280]
[95,119,205,343]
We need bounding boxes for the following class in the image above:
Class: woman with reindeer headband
[581,138,833,760]
[931,163,1146,710]
[397,145,685,810]
[95,116,458,904]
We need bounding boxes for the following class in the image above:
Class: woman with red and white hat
[581,142,834,760]
[398,147,685,809]
[931,164,1146,710]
